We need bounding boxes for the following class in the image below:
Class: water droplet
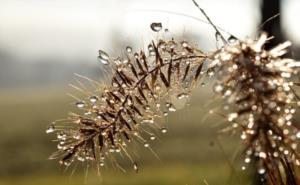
[245,157,251,163]
[148,44,154,52]
[150,135,156,140]
[98,50,110,65]
[73,133,81,140]
[228,35,237,43]
[46,124,55,133]
[100,162,105,167]
[89,96,98,103]
[257,167,266,175]
[215,32,221,41]
[77,156,85,162]
[207,68,215,77]
[201,82,205,87]
[76,101,85,108]
[240,133,247,140]
[150,22,162,32]
[57,132,67,140]
[133,162,138,172]
[126,46,132,53]
[242,166,246,170]
[259,152,267,159]
[213,84,224,93]
[144,143,150,147]
[60,160,71,166]
[177,93,188,99]
[228,112,238,122]
[161,128,167,133]
[134,53,139,58]
[296,131,300,138]
[181,41,188,48]
[168,106,176,112]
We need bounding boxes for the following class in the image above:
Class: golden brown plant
[47,38,208,172]
[46,2,300,184]
[212,33,300,184]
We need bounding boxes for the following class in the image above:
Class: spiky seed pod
[212,33,300,185]
[46,39,207,171]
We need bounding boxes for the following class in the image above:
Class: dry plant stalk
[46,3,300,184]
[212,33,300,184]
[47,37,207,172]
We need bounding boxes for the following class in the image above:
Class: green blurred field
[0,86,256,185]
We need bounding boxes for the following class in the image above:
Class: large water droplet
[133,162,138,172]
[77,156,85,162]
[227,35,237,43]
[60,160,71,166]
[148,44,154,52]
[150,135,156,140]
[215,32,221,41]
[76,101,85,108]
[168,105,176,112]
[46,124,55,133]
[245,157,251,163]
[98,50,110,65]
[213,84,224,93]
[89,96,98,103]
[126,46,132,53]
[207,68,215,77]
[257,167,266,174]
[228,112,238,121]
[177,93,188,99]
[150,22,162,32]
[181,41,188,48]
[296,131,300,138]
[259,152,267,159]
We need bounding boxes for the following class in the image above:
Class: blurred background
[0,0,300,184]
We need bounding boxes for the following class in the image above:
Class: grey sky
[0,0,299,63]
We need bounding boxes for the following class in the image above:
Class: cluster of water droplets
[212,33,300,176]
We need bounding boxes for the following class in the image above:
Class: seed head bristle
[47,38,207,171]
[212,33,300,184]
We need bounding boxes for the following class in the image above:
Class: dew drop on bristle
[133,162,138,172]
[46,124,55,133]
[150,22,162,32]
[181,41,188,48]
[258,167,266,175]
[177,93,187,99]
[76,101,85,108]
[213,84,224,93]
[126,46,132,53]
[150,135,156,140]
[168,106,176,112]
[228,35,238,43]
[98,50,110,65]
[89,96,98,103]
[215,32,221,41]
[161,128,167,133]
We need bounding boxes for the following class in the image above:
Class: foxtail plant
[46,2,300,184]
